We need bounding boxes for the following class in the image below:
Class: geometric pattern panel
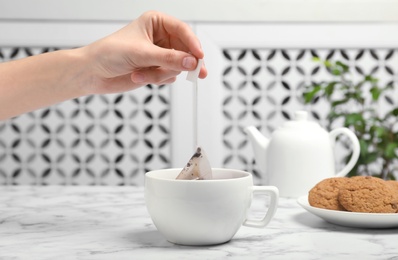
[2,47,397,185]
[222,49,398,182]
[0,47,171,185]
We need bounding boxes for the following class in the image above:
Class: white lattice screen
[221,48,398,181]
[1,47,397,185]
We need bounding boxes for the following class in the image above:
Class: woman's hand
[0,11,207,120]
[83,11,207,94]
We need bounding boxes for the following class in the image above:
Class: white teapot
[245,111,360,198]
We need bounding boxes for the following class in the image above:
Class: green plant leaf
[370,87,381,101]
[331,68,341,76]
[355,91,365,103]
[328,110,341,120]
[308,57,398,179]
[364,152,379,164]
[344,113,364,127]
[359,139,369,157]
[384,142,398,159]
[384,108,398,121]
[365,75,378,84]
[336,61,349,73]
[390,108,398,117]
[312,57,321,63]
[325,82,337,97]
[331,98,349,107]
[372,126,387,138]
[343,90,364,103]
[303,85,322,103]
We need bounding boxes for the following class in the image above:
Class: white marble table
[0,186,397,260]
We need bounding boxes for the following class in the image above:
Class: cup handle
[243,186,279,228]
[329,127,360,177]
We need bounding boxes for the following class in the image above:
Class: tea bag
[176,60,212,180]
[176,146,213,180]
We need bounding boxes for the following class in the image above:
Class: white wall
[0,0,397,23]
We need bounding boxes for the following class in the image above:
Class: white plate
[297,195,398,229]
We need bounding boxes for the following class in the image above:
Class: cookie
[386,180,398,203]
[338,176,398,213]
[386,180,398,191]
[308,177,349,211]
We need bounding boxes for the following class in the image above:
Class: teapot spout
[244,126,269,173]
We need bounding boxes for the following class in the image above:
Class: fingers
[131,67,181,85]
[145,11,204,59]
[96,70,179,95]
[141,47,208,79]
[143,45,209,79]
[198,62,208,79]
[137,11,206,74]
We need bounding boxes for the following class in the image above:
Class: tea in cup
[145,168,279,246]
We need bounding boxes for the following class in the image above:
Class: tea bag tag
[186,59,203,82]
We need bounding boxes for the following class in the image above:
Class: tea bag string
[186,59,203,148]
[193,80,198,147]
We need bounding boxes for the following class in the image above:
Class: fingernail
[131,72,145,83]
[183,57,196,69]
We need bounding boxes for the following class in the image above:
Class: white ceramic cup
[145,168,279,246]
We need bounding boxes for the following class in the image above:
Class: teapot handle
[329,128,360,177]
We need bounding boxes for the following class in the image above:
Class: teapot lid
[283,111,319,128]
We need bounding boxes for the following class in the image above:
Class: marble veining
[0,186,397,260]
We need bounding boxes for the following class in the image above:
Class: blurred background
[1,0,398,185]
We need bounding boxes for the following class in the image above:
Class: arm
[0,11,207,120]
[0,49,89,120]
